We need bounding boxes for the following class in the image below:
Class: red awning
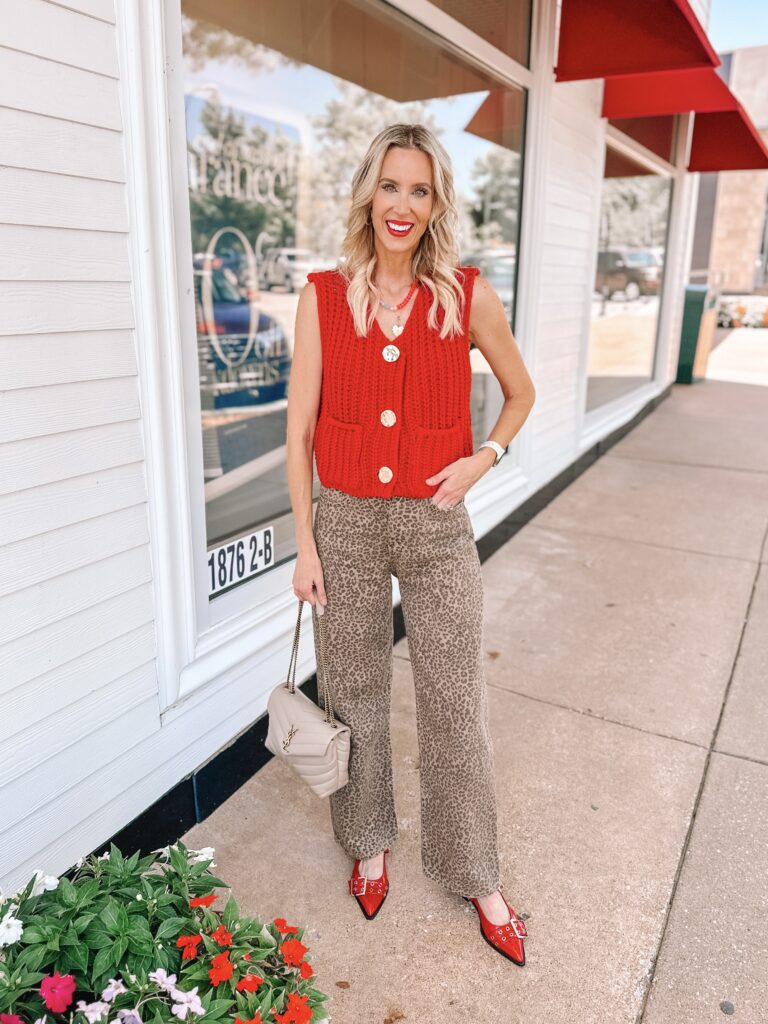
[554,0,720,82]
[688,108,768,171]
[603,68,768,171]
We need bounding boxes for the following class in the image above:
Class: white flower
[97,852,110,861]
[102,978,127,1002]
[170,986,205,1020]
[0,906,23,947]
[148,968,177,991]
[30,870,60,897]
[135,894,143,901]
[188,847,216,866]
[76,999,110,1023]
[116,1009,142,1024]
[33,1016,48,1024]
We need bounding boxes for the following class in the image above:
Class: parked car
[259,248,329,292]
[193,257,291,408]
[596,248,661,300]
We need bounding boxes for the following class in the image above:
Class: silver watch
[477,439,508,466]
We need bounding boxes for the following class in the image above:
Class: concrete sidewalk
[182,374,768,1024]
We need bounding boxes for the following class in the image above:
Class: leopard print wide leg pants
[310,484,500,898]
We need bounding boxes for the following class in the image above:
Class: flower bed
[0,842,329,1024]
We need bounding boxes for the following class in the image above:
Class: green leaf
[60,926,81,947]
[57,876,78,907]
[83,923,114,949]
[10,944,48,973]
[169,846,188,876]
[93,944,115,979]
[155,916,187,941]
[113,935,129,964]
[18,925,47,944]
[115,903,129,935]
[221,894,239,931]
[125,849,141,873]
[69,941,90,975]
[100,899,121,933]
[108,843,125,869]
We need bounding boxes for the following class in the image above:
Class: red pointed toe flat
[348,848,390,920]
[462,886,527,966]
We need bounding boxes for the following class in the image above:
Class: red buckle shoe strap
[348,875,387,897]
[488,914,527,941]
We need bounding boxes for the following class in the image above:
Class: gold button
[378,466,393,483]
[382,344,400,362]
[380,409,396,427]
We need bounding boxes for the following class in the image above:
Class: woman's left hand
[425,450,497,509]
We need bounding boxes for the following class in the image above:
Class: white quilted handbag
[265,598,351,797]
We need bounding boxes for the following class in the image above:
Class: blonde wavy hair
[337,123,469,340]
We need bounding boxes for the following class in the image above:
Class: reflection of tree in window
[182,14,281,74]
[599,176,670,250]
[187,96,298,257]
[470,149,520,247]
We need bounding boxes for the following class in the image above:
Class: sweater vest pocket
[314,412,363,491]
[404,421,464,492]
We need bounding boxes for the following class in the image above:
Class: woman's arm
[467,274,536,463]
[286,282,327,604]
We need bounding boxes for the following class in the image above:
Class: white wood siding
[530,76,605,481]
[0,0,161,889]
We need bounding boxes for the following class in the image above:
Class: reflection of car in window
[461,249,516,323]
[595,248,661,301]
[259,248,331,292]
[193,258,291,408]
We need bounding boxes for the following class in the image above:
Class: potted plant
[0,842,329,1024]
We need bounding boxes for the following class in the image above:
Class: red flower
[1,1014,24,1024]
[176,932,203,960]
[190,893,218,907]
[279,937,308,968]
[40,972,76,1013]
[243,952,252,960]
[234,1015,262,1024]
[273,992,312,1024]
[273,917,299,934]
[210,923,232,946]
[298,960,313,980]
[235,973,264,992]
[208,949,234,986]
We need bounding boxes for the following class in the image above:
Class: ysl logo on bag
[282,723,299,751]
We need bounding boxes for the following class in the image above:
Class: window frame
[578,108,694,449]
[117,0,544,712]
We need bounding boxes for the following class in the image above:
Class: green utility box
[676,285,718,384]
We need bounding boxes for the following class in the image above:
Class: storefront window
[180,0,527,597]
[586,146,672,410]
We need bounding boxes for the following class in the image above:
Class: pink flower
[1,1014,24,1024]
[40,971,76,1013]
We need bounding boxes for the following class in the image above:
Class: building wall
[708,45,768,292]
[528,75,604,478]
[0,0,161,888]
[0,0,706,891]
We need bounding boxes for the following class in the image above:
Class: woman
[286,123,536,965]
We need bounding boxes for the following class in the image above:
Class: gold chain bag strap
[265,598,351,797]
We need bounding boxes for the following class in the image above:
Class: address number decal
[208,526,274,596]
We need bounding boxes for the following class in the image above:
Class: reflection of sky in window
[184,54,502,197]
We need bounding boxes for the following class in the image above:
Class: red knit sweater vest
[307,266,479,499]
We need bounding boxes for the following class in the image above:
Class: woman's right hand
[293,548,328,611]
